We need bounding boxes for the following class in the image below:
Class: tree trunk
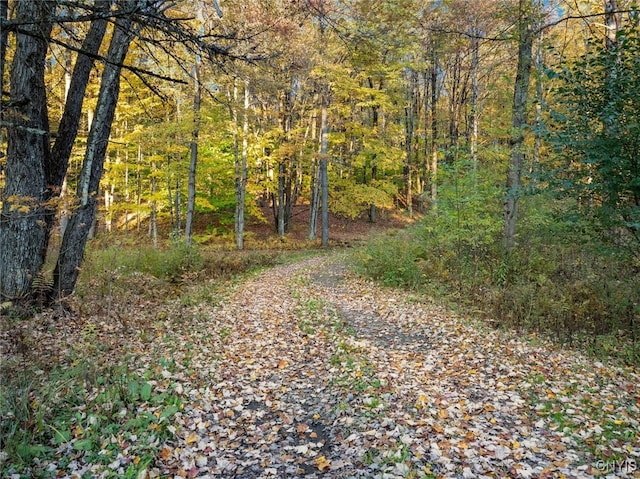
[150,160,158,248]
[44,0,109,257]
[470,29,480,181]
[503,0,534,250]
[605,0,620,51]
[430,50,439,207]
[0,0,8,128]
[320,92,329,247]
[174,179,181,237]
[185,55,201,245]
[532,18,544,182]
[277,160,286,237]
[235,80,249,249]
[369,164,377,223]
[54,13,136,298]
[274,89,295,238]
[0,1,53,300]
[404,71,417,218]
[309,93,320,240]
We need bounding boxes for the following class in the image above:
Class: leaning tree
[0,0,250,301]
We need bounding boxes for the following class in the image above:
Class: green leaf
[159,405,179,419]
[127,381,140,400]
[73,439,94,451]
[17,444,49,459]
[53,429,71,445]
[140,382,152,401]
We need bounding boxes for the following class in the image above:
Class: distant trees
[1,0,638,303]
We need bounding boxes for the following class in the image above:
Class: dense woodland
[0,0,638,346]
[1,1,640,476]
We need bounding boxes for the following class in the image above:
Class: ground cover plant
[0,243,291,478]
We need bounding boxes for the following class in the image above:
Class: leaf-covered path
[156,253,640,478]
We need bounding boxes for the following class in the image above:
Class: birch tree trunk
[503,0,534,250]
[0,1,53,300]
[605,0,620,51]
[53,12,136,298]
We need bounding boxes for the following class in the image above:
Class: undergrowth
[1,240,306,478]
[352,195,640,366]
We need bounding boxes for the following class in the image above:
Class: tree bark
[235,80,249,249]
[0,0,8,121]
[309,93,320,240]
[404,70,417,218]
[503,0,534,250]
[430,50,439,206]
[320,92,329,247]
[533,17,544,181]
[469,29,480,181]
[54,12,136,298]
[369,164,377,222]
[277,160,286,237]
[185,53,201,245]
[45,0,109,257]
[0,1,53,300]
[605,0,620,51]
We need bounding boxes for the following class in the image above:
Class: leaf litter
[2,253,639,478]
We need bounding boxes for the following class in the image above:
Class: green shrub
[352,231,425,289]
[85,242,203,282]
[352,186,640,365]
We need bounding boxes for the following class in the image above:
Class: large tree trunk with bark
[0,1,53,300]
[53,13,136,298]
[44,0,109,258]
[503,0,534,250]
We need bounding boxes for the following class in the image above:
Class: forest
[1,0,639,478]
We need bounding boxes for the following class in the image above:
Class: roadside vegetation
[0,241,301,478]
[353,192,640,367]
